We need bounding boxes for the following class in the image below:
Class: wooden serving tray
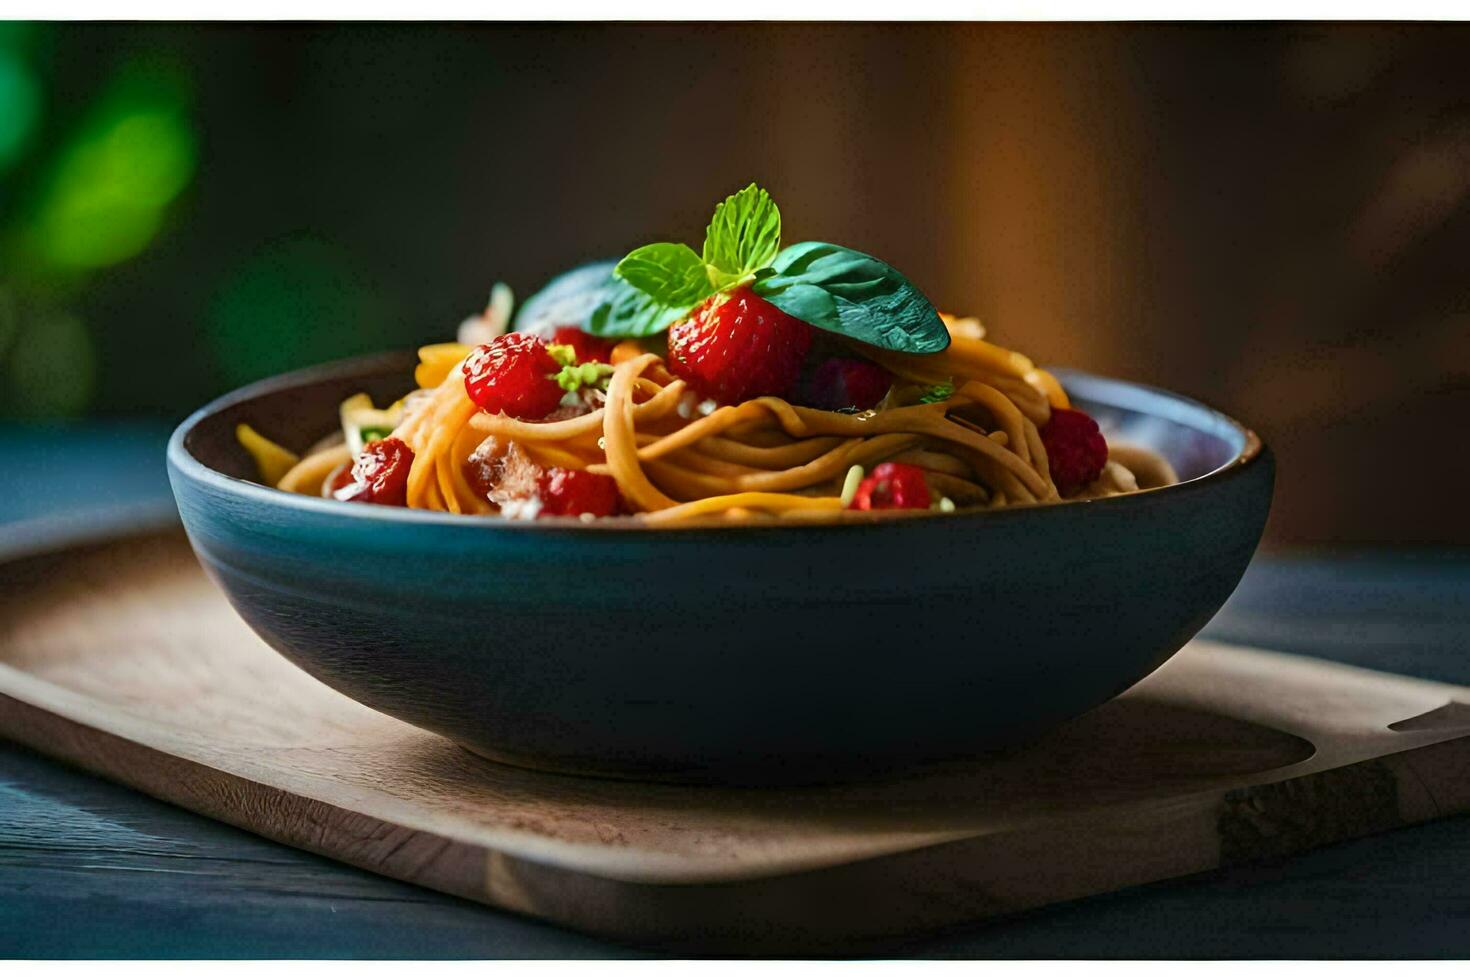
[3,531,1469,953]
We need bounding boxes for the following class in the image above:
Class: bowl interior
[1052,369,1248,482]
[185,351,420,484]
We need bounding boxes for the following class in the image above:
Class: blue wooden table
[3,423,1468,958]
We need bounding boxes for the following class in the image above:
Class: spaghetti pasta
[253,315,1174,523]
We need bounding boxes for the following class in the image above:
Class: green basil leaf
[752,241,950,354]
[586,275,691,338]
[702,183,782,282]
[512,260,617,336]
[614,243,711,308]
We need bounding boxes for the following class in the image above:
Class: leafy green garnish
[587,276,688,338]
[554,361,616,393]
[750,241,950,355]
[513,260,617,336]
[607,182,780,313]
[702,183,782,289]
[588,183,781,336]
[614,243,711,308]
[359,425,394,442]
[918,382,955,404]
[586,184,950,355]
[546,341,616,392]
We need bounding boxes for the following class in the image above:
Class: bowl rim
[168,351,1267,534]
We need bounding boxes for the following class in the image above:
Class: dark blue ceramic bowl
[168,352,1272,784]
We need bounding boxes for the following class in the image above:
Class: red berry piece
[848,462,931,511]
[536,467,622,519]
[666,286,813,405]
[1040,406,1109,494]
[462,333,566,419]
[327,461,355,495]
[333,437,415,507]
[551,325,616,364]
[803,357,891,411]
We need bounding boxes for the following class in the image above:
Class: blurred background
[1,21,1467,547]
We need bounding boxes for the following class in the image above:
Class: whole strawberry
[666,286,813,405]
[462,333,566,420]
[848,462,931,511]
[1041,407,1108,494]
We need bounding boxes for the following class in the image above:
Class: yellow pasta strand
[237,424,300,486]
[277,444,351,496]
[641,492,844,525]
[415,343,472,389]
[603,354,681,512]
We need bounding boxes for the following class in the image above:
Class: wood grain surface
[3,531,1469,953]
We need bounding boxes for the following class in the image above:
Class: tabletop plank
[0,742,629,959]
[2,427,1468,957]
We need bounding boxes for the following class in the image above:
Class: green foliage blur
[0,22,773,422]
[0,23,436,420]
[1,24,195,416]
[0,23,675,422]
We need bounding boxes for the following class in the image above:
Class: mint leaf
[702,183,781,284]
[752,241,950,354]
[586,276,690,338]
[614,243,712,308]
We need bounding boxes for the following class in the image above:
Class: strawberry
[1040,406,1108,494]
[848,462,931,511]
[462,333,565,420]
[803,357,891,411]
[332,437,415,506]
[666,286,813,405]
[536,467,622,519]
[551,326,616,364]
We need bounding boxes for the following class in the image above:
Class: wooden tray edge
[6,681,1470,954]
